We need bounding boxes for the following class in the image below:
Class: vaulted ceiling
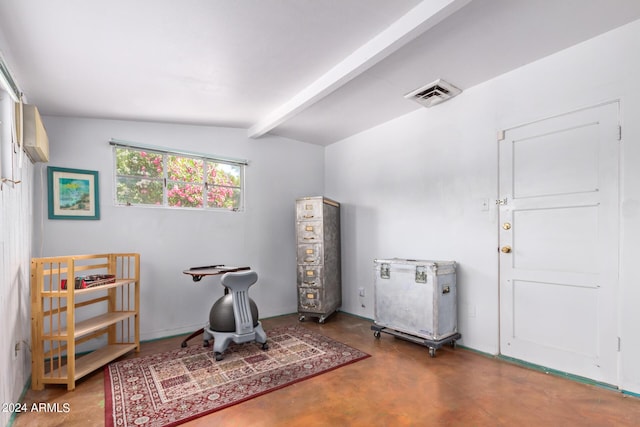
[1,0,640,146]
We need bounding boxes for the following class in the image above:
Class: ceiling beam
[248,0,472,139]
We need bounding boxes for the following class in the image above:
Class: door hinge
[617,125,622,141]
[618,337,621,351]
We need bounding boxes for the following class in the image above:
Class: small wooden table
[181,265,250,347]
[183,265,251,282]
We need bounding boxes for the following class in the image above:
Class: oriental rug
[105,325,370,427]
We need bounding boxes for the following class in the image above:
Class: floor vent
[404,79,461,108]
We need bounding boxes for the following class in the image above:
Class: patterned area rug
[105,325,370,427]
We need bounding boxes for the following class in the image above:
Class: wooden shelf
[74,279,136,295]
[40,279,137,297]
[31,253,140,390]
[42,344,138,382]
[73,344,137,379]
[42,311,137,339]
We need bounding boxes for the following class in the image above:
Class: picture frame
[47,166,100,220]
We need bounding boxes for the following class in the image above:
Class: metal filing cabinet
[371,258,460,357]
[296,196,341,323]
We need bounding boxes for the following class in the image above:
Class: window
[113,144,244,211]
[0,56,21,184]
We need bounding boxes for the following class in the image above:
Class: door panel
[499,102,619,385]
[513,124,599,198]
[514,206,598,272]
[512,280,598,356]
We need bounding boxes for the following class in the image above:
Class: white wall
[34,117,324,342]
[326,19,640,394]
[326,80,499,354]
[0,136,33,427]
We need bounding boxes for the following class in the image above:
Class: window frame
[111,141,246,212]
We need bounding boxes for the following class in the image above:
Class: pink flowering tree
[167,155,204,207]
[116,148,241,209]
[116,149,164,205]
[205,162,241,209]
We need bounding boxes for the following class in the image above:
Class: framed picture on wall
[47,166,100,220]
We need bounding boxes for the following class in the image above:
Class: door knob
[501,245,512,253]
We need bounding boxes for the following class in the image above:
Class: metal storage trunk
[296,196,341,323]
[373,258,458,344]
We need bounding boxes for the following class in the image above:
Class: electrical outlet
[358,287,365,297]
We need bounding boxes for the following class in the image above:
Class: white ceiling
[1,0,640,146]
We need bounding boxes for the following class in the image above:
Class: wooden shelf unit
[30,253,140,390]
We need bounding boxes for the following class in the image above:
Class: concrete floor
[12,312,640,426]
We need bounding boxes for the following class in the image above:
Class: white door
[498,102,620,385]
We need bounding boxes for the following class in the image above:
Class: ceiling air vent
[404,79,461,108]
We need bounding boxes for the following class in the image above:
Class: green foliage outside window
[115,147,242,210]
